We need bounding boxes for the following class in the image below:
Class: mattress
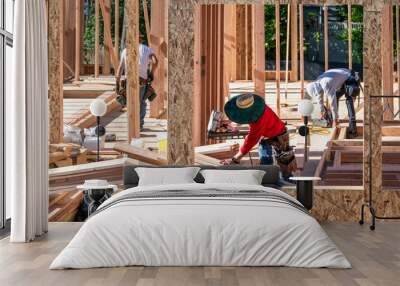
[50,183,351,269]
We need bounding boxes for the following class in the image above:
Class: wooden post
[253,4,265,98]
[103,0,111,75]
[74,0,81,81]
[382,4,394,121]
[115,0,120,63]
[363,4,383,206]
[290,1,298,81]
[126,0,140,140]
[95,0,100,77]
[284,3,291,100]
[142,0,151,42]
[324,5,329,71]
[348,3,353,70]
[168,0,195,164]
[48,0,64,143]
[193,5,202,147]
[276,2,281,116]
[300,3,304,99]
[236,5,246,80]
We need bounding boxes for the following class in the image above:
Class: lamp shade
[298,99,314,117]
[90,99,107,117]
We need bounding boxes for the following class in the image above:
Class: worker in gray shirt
[305,68,360,137]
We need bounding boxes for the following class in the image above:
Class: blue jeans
[140,86,147,129]
[258,140,274,165]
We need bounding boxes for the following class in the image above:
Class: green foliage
[83,0,149,64]
[264,5,289,63]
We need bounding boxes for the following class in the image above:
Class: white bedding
[50,183,351,269]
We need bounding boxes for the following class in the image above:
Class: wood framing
[126,0,140,140]
[381,3,394,121]
[74,0,81,81]
[290,1,298,82]
[363,3,383,210]
[253,4,266,97]
[300,3,304,98]
[324,4,329,71]
[48,0,64,144]
[102,0,111,74]
[94,0,100,77]
[348,3,353,70]
[275,2,281,116]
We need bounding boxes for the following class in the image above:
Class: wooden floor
[1,223,399,286]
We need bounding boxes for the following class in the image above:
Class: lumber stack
[195,142,239,160]
[48,190,83,222]
[49,143,88,168]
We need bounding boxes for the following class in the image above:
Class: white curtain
[8,0,49,242]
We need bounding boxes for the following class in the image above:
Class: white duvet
[50,183,351,269]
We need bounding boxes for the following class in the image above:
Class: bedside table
[289,177,321,210]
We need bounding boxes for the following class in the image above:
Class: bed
[50,165,350,269]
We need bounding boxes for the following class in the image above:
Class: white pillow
[200,169,266,185]
[135,167,201,186]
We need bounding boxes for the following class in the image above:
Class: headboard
[123,164,282,189]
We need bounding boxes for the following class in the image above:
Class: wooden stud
[95,0,100,77]
[397,5,400,118]
[102,0,111,74]
[348,2,353,70]
[300,3,304,99]
[253,4,266,98]
[99,0,119,71]
[74,0,81,81]
[48,0,64,143]
[246,5,253,80]
[126,0,140,140]
[193,5,202,147]
[115,0,120,63]
[276,1,281,116]
[142,0,151,42]
[382,4,394,121]
[284,3,291,100]
[290,1,298,81]
[236,5,246,80]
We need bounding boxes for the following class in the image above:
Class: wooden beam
[382,4,394,121]
[300,3,304,99]
[324,5,329,71]
[284,3,291,100]
[236,5,246,80]
[114,143,168,165]
[126,0,140,140]
[114,0,120,63]
[193,5,202,147]
[95,0,100,77]
[290,1,298,81]
[48,0,64,143]
[142,0,151,42]
[276,2,281,116]
[74,0,81,81]
[253,4,265,97]
[168,1,195,164]
[348,3,353,70]
[101,0,111,74]
[363,5,383,205]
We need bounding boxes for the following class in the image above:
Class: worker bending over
[222,93,297,180]
[116,34,158,131]
[306,68,360,137]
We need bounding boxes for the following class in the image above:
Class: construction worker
[116,34,158,130]
[305,68,361,137]
[222,93,297,180]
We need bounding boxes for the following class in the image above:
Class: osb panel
[48,0,63,144]
[168,0,196,164]
[282,187,400,222]
[125,0,140,140]
[362,9,383,204]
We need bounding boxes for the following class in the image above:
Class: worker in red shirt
[222,93,297,179]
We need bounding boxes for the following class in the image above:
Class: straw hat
[224,93,266,124]
[77,180,117,191]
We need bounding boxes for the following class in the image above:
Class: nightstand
[289,177,321,210]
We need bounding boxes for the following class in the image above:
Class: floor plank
[0,222,399,286]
